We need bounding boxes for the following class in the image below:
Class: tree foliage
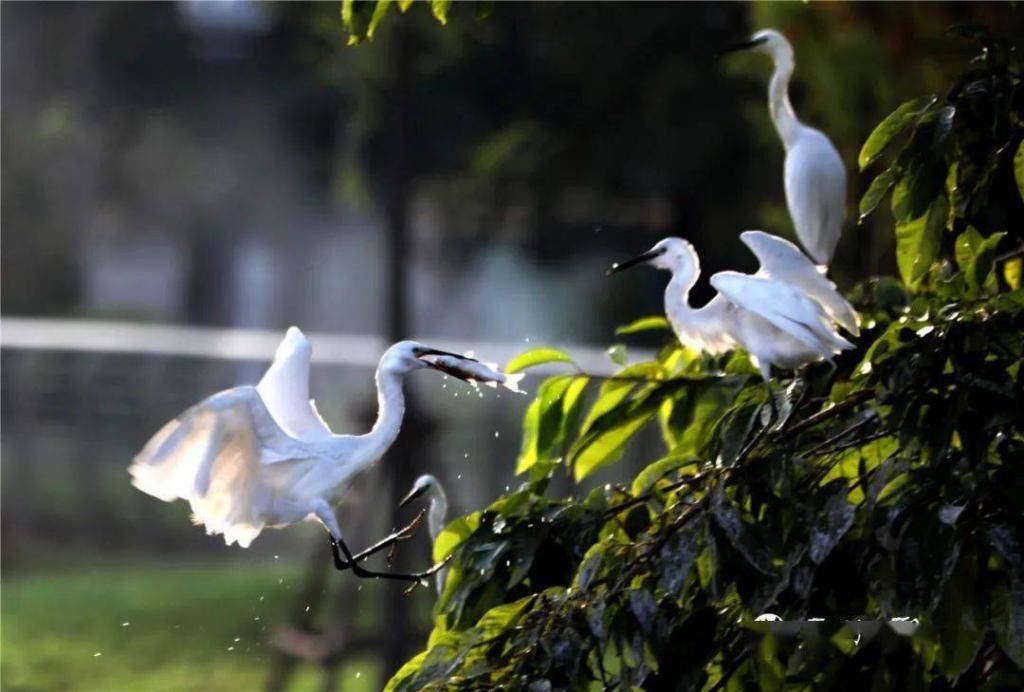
[385,28,1024,692]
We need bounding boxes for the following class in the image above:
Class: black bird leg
[329,509,426,571]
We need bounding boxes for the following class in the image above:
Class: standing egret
[608,233,856,406]
[129,327,482,582]
[724,29,847,265]
[399,474,449,595]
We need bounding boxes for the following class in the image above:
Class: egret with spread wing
[608,234,857,396]
[129,327,479,582]
[400,474,449,595]
[724,29,847,265]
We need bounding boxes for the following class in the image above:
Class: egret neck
[352,363,407,466]
[664,251,735,355]
[766,40,801,150]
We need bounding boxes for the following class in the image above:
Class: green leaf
[505,347,574,374]
[573,411,655,481]
[430,0,451,24]
[895,191,947,286]
[367,0,392,37]
[433,511,481,563]
[858,95,937,170]
[1014,140,1024,203]
[631,455,700,497]
[936,549,985,678]
[615,315,671,335]
[992,578,1024,668]
[475,595,534,640]
[859,163,901,222]
[1004,258,1022,291]
[398,0,414,10]
[607,344,628,366]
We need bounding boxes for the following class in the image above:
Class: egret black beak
[607,248,664,276]
[416,346,478,362]
[720,36,768,56]
[399,485,427,508]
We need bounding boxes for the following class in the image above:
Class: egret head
[608,237,698,276]
[722,28,792,62]
[399,473,438,507]
[380,341,479,379]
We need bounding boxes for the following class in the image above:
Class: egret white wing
[784,129,846,265]
[257,327,334,441]
[129,386,311,547]
[740,230,859,335]
[711,272,853,357]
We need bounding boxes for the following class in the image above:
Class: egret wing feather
[784,129,846,265]
[711,272,852,358]
[256,326,334,441]
[740,230,859,335]
[129,386,313,547]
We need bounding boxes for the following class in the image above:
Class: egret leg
[328,510,426,571]
[736,374,777,463]
[313,501,445,583]
[331,533,449,584]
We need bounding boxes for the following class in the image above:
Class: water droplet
[259,596,264,601]
[121,622,130,627]
[525,337,531,343]
[457,474,462,480]
[274,555,279,560]
[254,616,261,621]
[227,646,235,652]
[494,431,500,438]
[234,637,241,642]
[464,453,469,458]
[278,578,283,584]
[304,605,310,613]
[94,652,103,657]
[355,672,362,679]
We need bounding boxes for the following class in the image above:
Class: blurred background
[2,2,1017,690]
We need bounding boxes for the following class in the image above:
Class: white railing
[0,317,651,373]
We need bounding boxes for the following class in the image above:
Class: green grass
[2,561,381,692]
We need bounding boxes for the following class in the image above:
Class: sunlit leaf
[631,455,700,497]
[367,0,393,37]
[607,344,628,366]
[505,347,574,373]
[573,411,655,481]
[858,94,937,170]
[894,190,947,286]
[430,0,451,24]
[1014,140,1024,203]
[1004,258,1022,291]
[859,163,901,222]
[433,511,481,563]
[615,315,671,335]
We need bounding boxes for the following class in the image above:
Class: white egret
[129,327,479,582]
[399,474,449,595]
[724,29,847,265]
[608,233,857,395]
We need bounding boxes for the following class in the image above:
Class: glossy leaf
[505,347,574,374]
[894,190,947,286]
[615,315,672,335]
[858,95,937,170]
[430,0,452,24]
[433,511,481,563]
[1015,140,1024,203]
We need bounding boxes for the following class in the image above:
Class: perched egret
[129,327,479,582]
[400,474,449,595]
[608,233,857,390]
[724,29,847,265]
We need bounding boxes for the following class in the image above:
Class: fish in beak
[607,247,666,275]
[414,346,479,382]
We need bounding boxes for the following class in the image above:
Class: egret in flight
[608,232,857,402]
[129,327,481,582]
[400,474,449,595]
[724,29,847,265]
